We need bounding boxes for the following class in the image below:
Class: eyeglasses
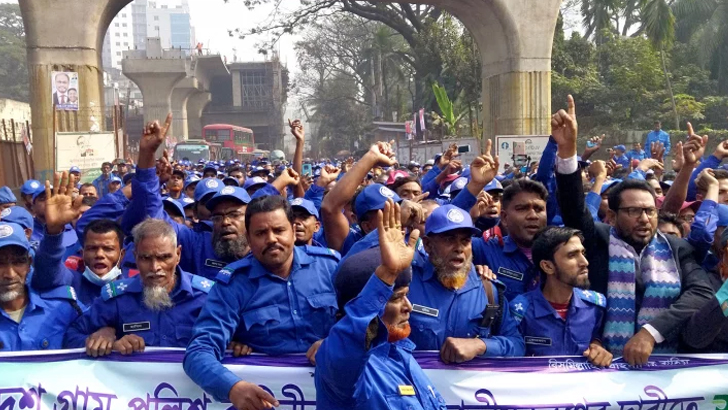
[211,210,245,224]
[618,207,657,218]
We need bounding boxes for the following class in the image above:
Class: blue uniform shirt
[92,174,112,197]
[645,129,671,155]
[626,149,647,162]
[510,287,606,356]
[183,246,340,401]
[64,268,212,348]
[614,154,631,170]
[315,275,447,410]
[407,262,524,357]
[472,236,539,301]
[0,282,83,351]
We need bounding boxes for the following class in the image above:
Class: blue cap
[251,166,268,175]
[206,186,252,211]
[425,204,481,236]
[290,198,319,219]
[69,166,81,174]
[21,180,41,196]
[198,159,206,164]
[450,177,468,195]
[194,178,224,202]
[717,204,728,228]
[0,206,33,230]
[354,184,401,218]
[615,145,626,152]
[243,176,268,190]
[109,176,122,184]
[0,187,17,204]
[184,175,201,190]
[660,180,674,190]
[225,160,235,167]
[172,168,186,178]
[32,184,47,202]
[600,179,622,195]
[203,163,217,172]
[122,173,135,185]
[250,183,282,200]
[0,222,30,251]
[484,179,504,193]
[222,176,240,186]
[163,197,186,218]
[180,197,196,209]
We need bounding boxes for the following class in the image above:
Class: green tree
[0,4,28,102]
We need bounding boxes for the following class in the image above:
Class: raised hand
[376,199,419,285]
[400,200,425,230]
[605,159,621,177]
[470,191,492,220]
[316,165,341,187]
[156,150,173,184]
[714,140,728,161]
[279,168,300,186]
[650,142,665,162]
[551,95,578,158]
[637,158,664,173]
[469,140,499,188]
[683,122,708,167]
[44,171,84,235]
[583,135,603,155]
[588,160,607,180]
[140,113,172,153]
[288,118,304,142]
[440,143,459,168]
[672,141,685,172]
[367,141,397,167]
[299,174,313,192]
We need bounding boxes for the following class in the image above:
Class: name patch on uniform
[205,259,226,269]
[412,304,439,318]
[398,385,416,396]
[123,322,151,333]
[497,267,524,282]
[525,336,552,346]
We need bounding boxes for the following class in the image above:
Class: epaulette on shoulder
[304,245,341,261]
[214,257,252,284]
[575,289,607,308]
[190,274,215,293]
[509,294,530,322]
[101,278,138,301]
[40,286,78,302]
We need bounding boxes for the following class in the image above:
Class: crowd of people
[0,98,727,409]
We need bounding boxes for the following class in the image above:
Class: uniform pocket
[242,305,281,338]
[409,314,442,350]
[384,394,426,410]
[175,325,193,344]
[305,292,337,335]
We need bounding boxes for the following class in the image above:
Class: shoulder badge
[190,274,215,293]
[101,278,137,301]
[304,245,341,261]
[41,286,78,302]
[575,289,606,308]
[509,295,529,323]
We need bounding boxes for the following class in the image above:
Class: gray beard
[430,253,472,282]
[142,286,173,311]
[0,289,21,303]
[213,234,249,262]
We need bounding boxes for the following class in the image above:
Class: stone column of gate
[170,77,201,142]
[186,91,211,139]
[19,0,132,182]
[122,58,188,154]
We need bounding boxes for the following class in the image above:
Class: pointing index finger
[686,122,695,137]
[567,95,576,119]
[162,113,173,137]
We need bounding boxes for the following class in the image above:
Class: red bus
[202,124,255,161]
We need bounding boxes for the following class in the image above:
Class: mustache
[264,244,285,254]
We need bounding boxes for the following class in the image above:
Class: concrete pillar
[19,0,132,182]
[122,58,188,149]
[232,71,242,107]
[170,78,200,141]
[438,0,561,143]
[186,91,211,139]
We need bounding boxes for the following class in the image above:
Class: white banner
[2,349,728,410]
[495,135,551,173]
[55,132,117,174]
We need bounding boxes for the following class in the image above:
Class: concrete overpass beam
[186,91,211,139]
[170,78,201,141]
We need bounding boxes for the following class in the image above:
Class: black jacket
[682,272,728,352]
[555,169,714,343]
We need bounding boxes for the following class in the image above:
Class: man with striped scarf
[550,95,714,366]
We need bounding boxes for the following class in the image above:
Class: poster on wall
[495,135,551,173]
[51,71,80,111]
[55,132,116,179]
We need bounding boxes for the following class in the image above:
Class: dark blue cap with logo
[0,187,17,204]
[69,166,81,175]
[122,173,135,185]
[250,184,281,200]
[450,177,468,196]
[32,184,47,202]
[484,179,504,193]
[206,186,252,211]
[0,206,33,230]
[290,198,319,220]
[354,184,401,219]
[0,222,31,251]
[21,180,42,196]
[163,197,186,219]
[184,175,201,190]
[194,178,224,202]
[243,176,268,190]
[425,204,481,236]
[222,176,240,187]
[180,197,196,209]
[110,176,122,184]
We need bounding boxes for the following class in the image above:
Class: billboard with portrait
[51,71,80,111]
[55,132,116,177]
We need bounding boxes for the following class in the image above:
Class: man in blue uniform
[184,195,340,409]
[316,200,447,410]
[64,218,212,356]
[645,121,671,157]
[92,162,113,197]
[0,186,17,210]
[409,204,524,362]
[472,178,549,301]
[30,183,78,254]
[510,226,612,366]
[290,197,328,248]
[20,180,41,212]
[1,206,34,244]
[0,222,83,351]
[613,145,631,170]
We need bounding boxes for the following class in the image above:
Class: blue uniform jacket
[31,219,77,255]
[75,188,130,241]
[687,155,722,201]
[645,130,672,157]
[407,262,524,357]
[531,138,562,225]
[315,275,447,410]
[64,268,212,348]
[614,154,631,170]
[183,246,340,401]
[0,281,83,351]
[125,167,226,279]
[92,174,112,197]
[627,149,647,161]
[510,287,605,356]
[472,235,539,301]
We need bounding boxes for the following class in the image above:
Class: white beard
[0,290,21,303]
[142,286,174,311]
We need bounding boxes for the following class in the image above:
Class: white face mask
[82,264,123,287]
